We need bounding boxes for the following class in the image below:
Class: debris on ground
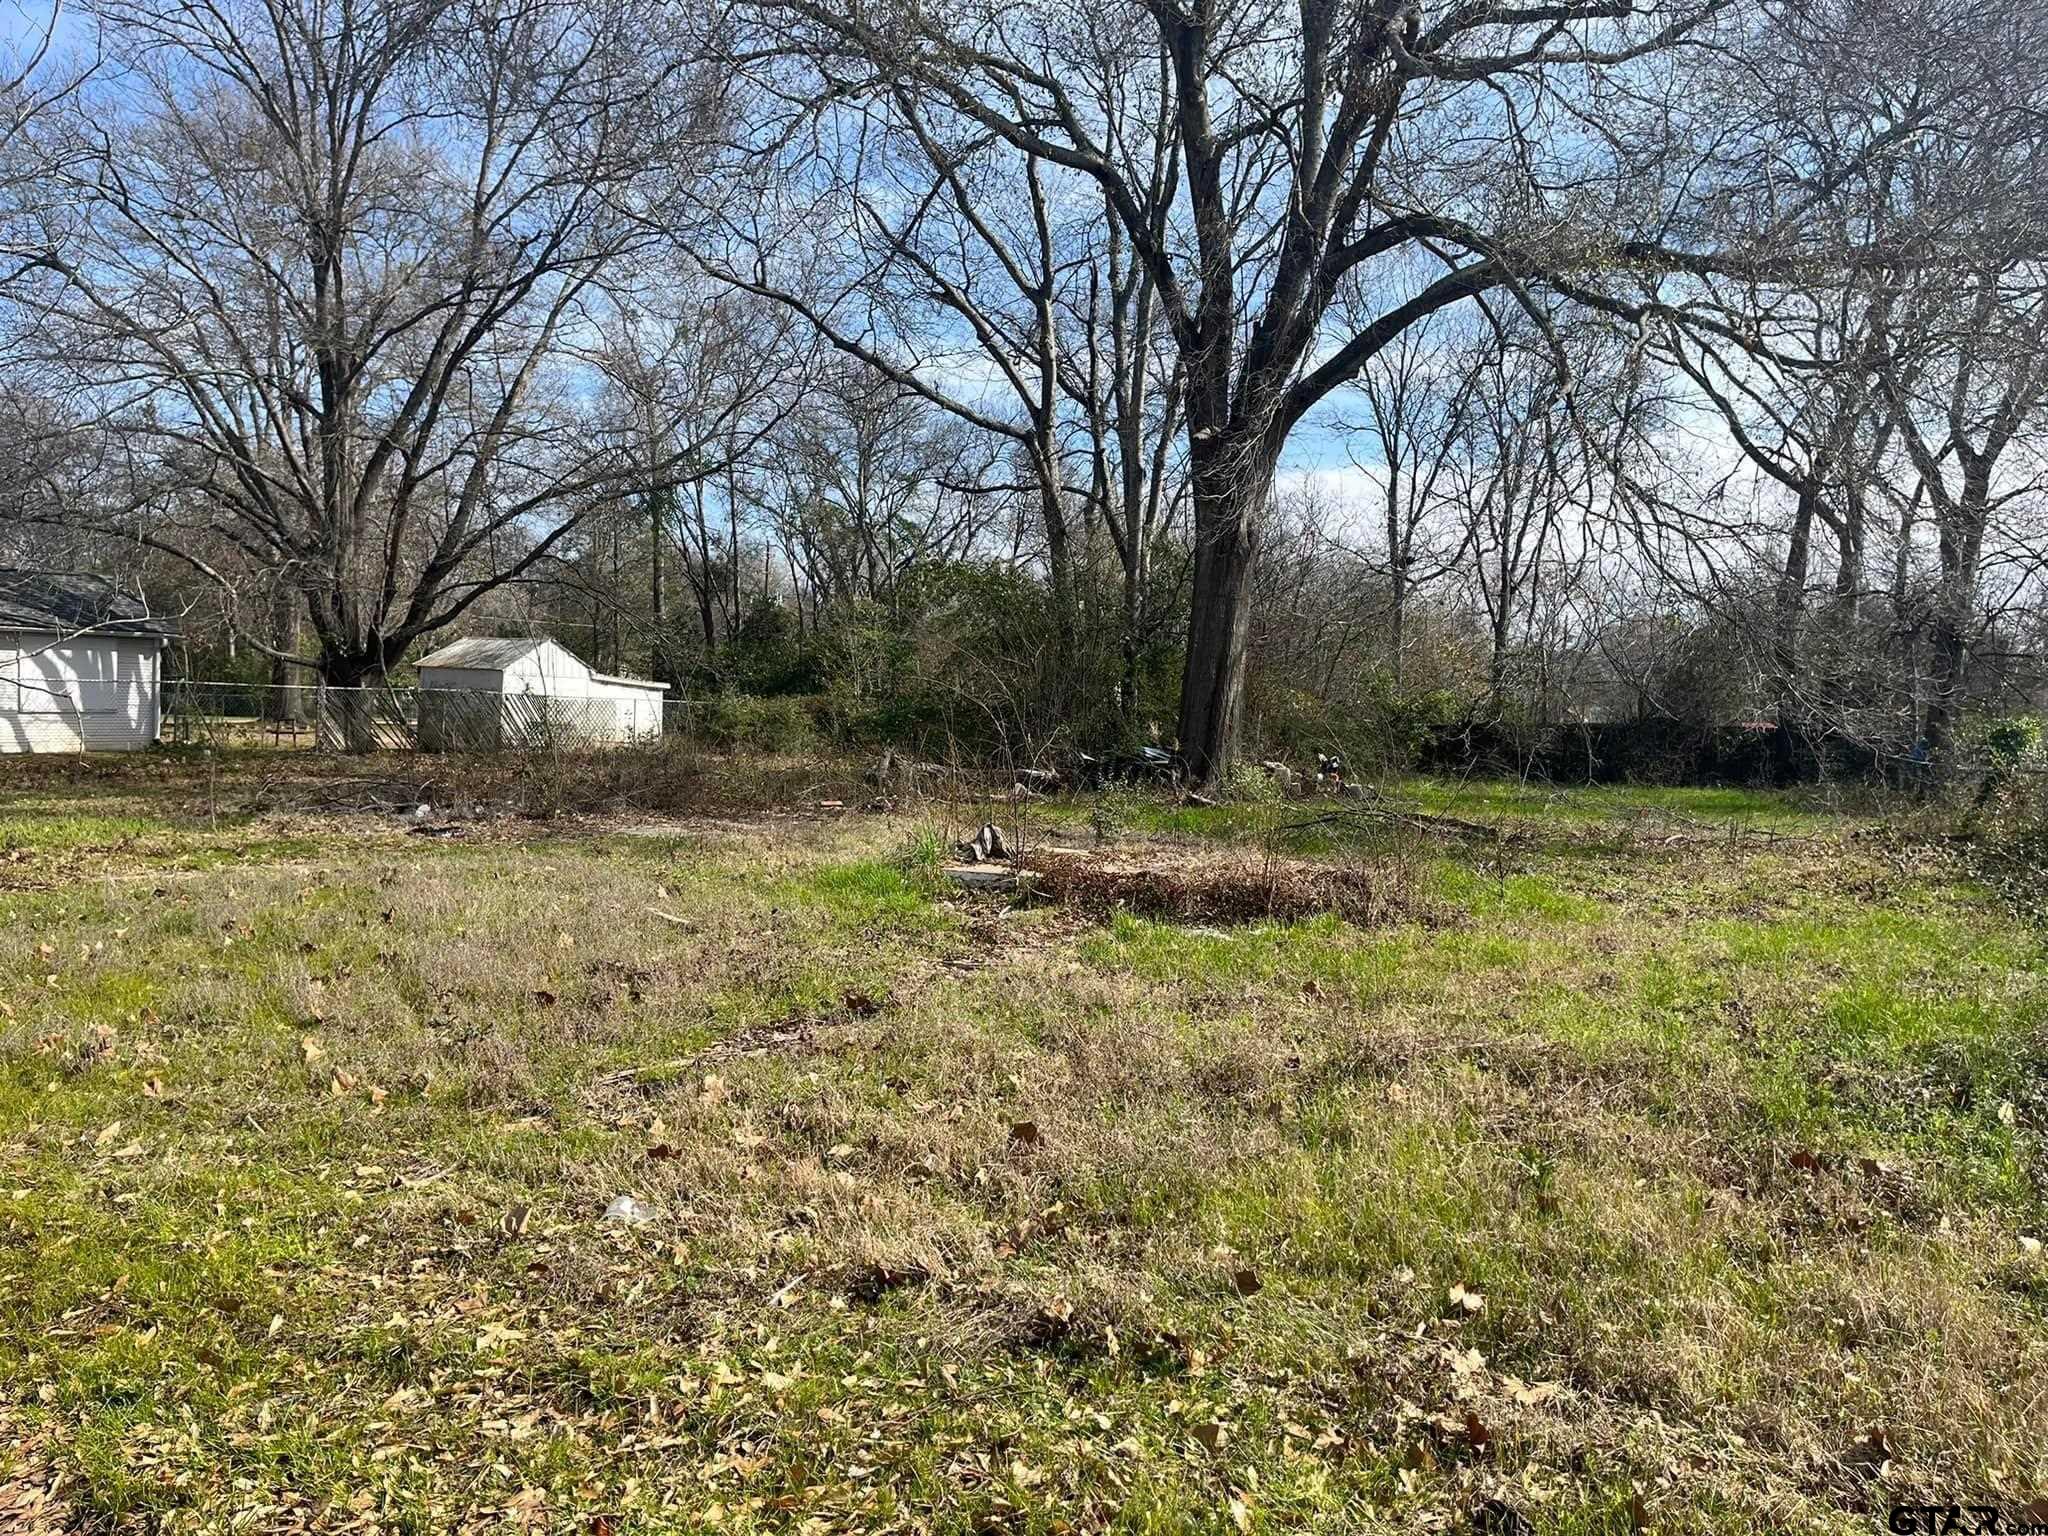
[959,822,1009,862]
[1023,847,1408,925]
[0,1412,67,1534]
[945,864,1035,893]
[601,1194,657,1226]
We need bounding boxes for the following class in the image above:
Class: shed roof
[590,670,670,693]
[0,569,173,637]
[414,636,552,671]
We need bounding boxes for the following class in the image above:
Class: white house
[0,570,173,754]
[413,636,666,750]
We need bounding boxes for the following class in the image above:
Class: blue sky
[1,1,78,59]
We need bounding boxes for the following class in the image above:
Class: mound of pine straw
[1021,847,1410,925]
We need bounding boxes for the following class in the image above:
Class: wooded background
[2,0,2045,784]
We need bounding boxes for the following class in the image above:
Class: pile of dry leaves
[0,1413,68,1535]
[1022,847,1410,925]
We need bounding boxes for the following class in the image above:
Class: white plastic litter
[602,1194,656,1226]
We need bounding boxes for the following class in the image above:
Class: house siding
[0,632,164,754]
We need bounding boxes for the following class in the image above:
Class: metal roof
[413,636,551,671]
[0,568,173,637]
[589,670,670,692]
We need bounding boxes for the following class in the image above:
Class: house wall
[0,632,163,754]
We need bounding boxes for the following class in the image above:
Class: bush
[1225,760,1287,804]
[1985,715,2043,768]
[692,693,820,753]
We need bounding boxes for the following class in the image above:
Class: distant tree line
[1,0,2045,782]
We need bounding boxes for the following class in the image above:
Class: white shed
[414,636,666,751]
[0,570,172,754]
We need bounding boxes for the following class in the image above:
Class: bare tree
[4,0,733,744]
[763,359,1005,623]
[698,48,1188,708]
[1338,298,1481,688]
[730,0,1898,779]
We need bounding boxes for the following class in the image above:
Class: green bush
[1249,672,1467,776]
[692,693,820,753]
[1985,715,2043,768]
[1225,760,1287,804]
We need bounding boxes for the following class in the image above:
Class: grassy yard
[1,754,2043,1533]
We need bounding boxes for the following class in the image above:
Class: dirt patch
[1022,846,1412,925]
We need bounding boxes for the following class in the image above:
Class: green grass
[0,767,2043,1532]
[0,807,176,851]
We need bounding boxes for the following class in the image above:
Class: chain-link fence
[163,680,684,754]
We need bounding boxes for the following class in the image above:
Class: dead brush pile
[1022,847,1413,925]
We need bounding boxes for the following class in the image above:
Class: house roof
[0,568,173,637]
[414,636,553,671]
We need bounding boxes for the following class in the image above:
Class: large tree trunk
[1040,480,1078,701]
[1770,482,1817,782]
[1119,559,1142,727]
[1176,440,1273,785]
[265,583,304,723]
[1388,557,1409,691]
[1921,459,1990,773]
[317,657,383,754]
[649,488,668,686]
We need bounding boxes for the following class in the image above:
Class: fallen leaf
[1844,1423,1892,1477]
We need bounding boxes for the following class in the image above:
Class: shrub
[693,693,820,753]
[1986,715,2043,768]
[1225,760,1286,804]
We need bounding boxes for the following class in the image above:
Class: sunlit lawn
[1,757,2042,1532]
